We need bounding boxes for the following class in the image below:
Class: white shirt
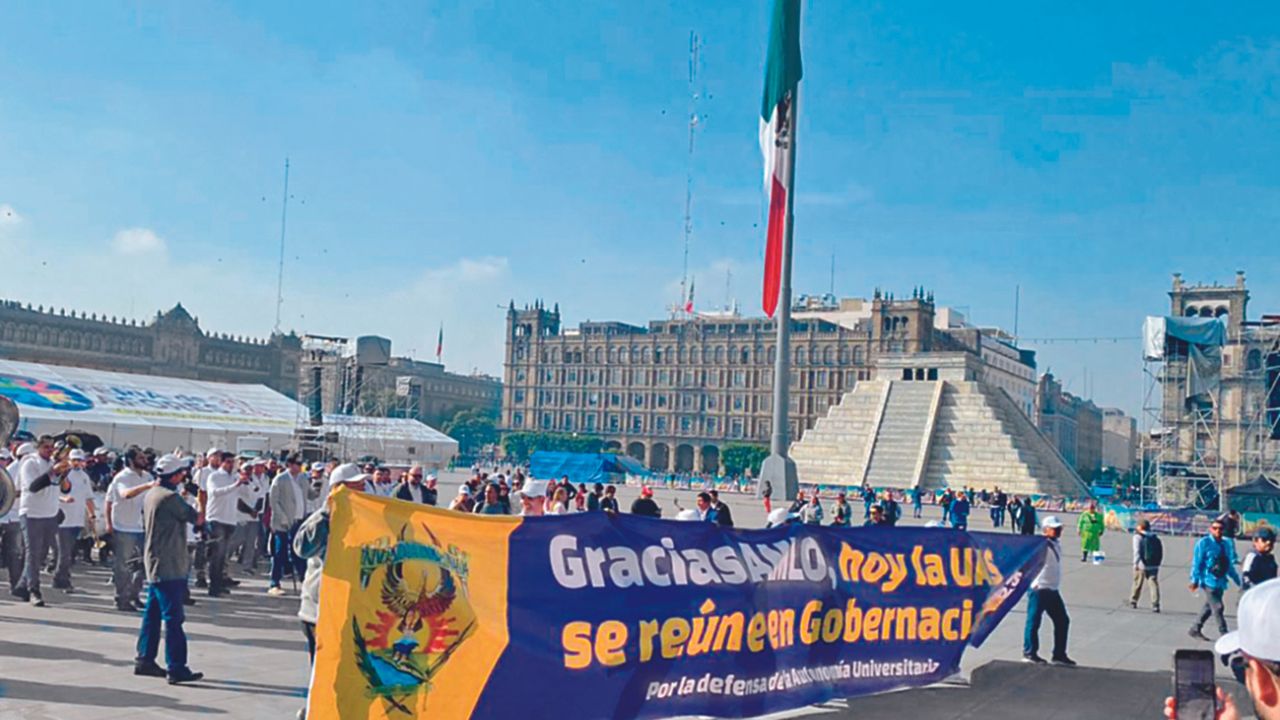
[106,467,152,533]
[241,473,268,522]
[204,468,242,525]
[1031,538,1063,591]
[193,465,216,494]
[18,454,58,519]
[60,468,94,528]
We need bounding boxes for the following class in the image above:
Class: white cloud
[0,203,21,228]
[110,227,167,256]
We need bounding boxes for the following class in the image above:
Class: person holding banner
[1023,515,1076,666]
[295,463,369,720]
[629,486,660,518]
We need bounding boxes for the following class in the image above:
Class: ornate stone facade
[0,300,301,398]
[501,291,978,473]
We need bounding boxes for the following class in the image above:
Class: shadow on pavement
[0,678,225,713]
[837,661,1177,719]
[195,678,307,698]
[0,640,132,668]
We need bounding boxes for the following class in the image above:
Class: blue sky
[2,1,1279,416]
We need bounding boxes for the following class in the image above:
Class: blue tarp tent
[529,451,650,485]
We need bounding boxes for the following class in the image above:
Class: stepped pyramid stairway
[792,377,1087,496]
[864,381,939,487]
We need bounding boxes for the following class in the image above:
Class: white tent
[0,358,306,452]
[319,414,458,470]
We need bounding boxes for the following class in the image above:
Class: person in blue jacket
[1188,517,1242,642]
[950,492,971,531]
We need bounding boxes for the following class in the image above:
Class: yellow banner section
[308,490,519,719]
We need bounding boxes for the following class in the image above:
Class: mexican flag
[759,0,803,318]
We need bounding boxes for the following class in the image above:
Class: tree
[443,408,499,460]
[499,432,604,464]
[721,444,769,478]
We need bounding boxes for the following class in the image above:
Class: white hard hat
[1041,515,1064,529]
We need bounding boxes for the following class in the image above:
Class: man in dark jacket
[629,486,661,518]
[134,455,203,684]
[392,466,430,504]
[708,490,734,528]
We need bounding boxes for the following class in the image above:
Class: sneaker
[1188,628,1211,642]
[1153,606,1161,614]
[224,578,241,587]
[183,595,197,607]
[168,669,204,685]
[208,587,230,597]
[29,594,45,608]
[194,577,208,589]
[1051,656,1078,667]
[1128,601,1137,609]
[134,662,167,678]
[1023,653,1047,664]
[116,600,135,612]
[266,586,286,597]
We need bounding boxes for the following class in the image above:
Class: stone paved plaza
[0,476,1253,719]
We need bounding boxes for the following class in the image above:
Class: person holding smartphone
[1165,579,1280,720]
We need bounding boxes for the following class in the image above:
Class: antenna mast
[274,157,290,334]
[678,31,702,318]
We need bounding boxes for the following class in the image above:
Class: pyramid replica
[792,354,1087,496]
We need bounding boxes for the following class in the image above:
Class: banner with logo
[309,491,1048,720]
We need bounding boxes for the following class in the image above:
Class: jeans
[863,501,873,519]
[269,523,307,588]
[1130,568,1161,608]
[136,578,190,675]
[1192,587,1228,635]
[112,531,146,604]
[54,525,83,588]
[1024,588,1070,658]
[206,522,236,591]
[992,507,1005,527]
[953,514,969,531]
[0,522,23,592]
[19,515,59,597]
[912,503,922,518]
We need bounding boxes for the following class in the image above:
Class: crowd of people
[5,440,1279,718]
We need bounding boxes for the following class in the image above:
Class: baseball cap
[640,486,654,497]
[1254,526,1277,542]
[205,447,222,458]
[514,479,548,499]
[68,449,86,461]
[1215,579,1280,661]
[1041,515,1064,529]
[154,454,191,476]
[327,462,369,491]
[94,447,111,456]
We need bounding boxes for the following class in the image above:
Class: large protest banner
[308,490,1047,719]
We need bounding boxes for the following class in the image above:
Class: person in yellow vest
[1077,500,1105,562]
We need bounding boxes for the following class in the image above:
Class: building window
[585,414,597,431]
[655,416,667,432]
[631,416,643,432]
[731,419,744,438]
[633,393,645,407]
[706,418,717,434]
[512,412,524,427]
[565,391,576,405]
[795,347,806,365]
[514,389,525,403]
[656,394,668,408]
[588,392,599,407]
[680,416,692,433]
[608,414,620,431]
[563,414,574,431]
[853,346,864,364]
[541,413,553,430]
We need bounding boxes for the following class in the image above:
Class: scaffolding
[1141,320,1280,509]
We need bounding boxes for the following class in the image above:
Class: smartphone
[1174,649,1217,720]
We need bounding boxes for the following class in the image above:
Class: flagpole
[760,91,800,503]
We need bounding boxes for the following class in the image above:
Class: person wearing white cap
[1164,579,1280,720]
[187,448,220,590]
[133,454,203,685]
[1022,515,1076,666]
[0,445,23,594]
[512,480,548,517]
[13,436,68,607]
[203,452,246,597]
[52,448,95,592]
[294,463,368,720]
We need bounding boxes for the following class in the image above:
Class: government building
[0,300,301,396]
[501,290,1042,477]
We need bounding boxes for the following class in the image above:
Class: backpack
[1139,533,1163,568]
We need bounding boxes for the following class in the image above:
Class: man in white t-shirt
[0,446,24,593]
[105,447,156,611]
[53,449,95,592]
[13,436,66,606]
[189,448,220,589]
[232,460,268,574]
[204,452,245,596]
